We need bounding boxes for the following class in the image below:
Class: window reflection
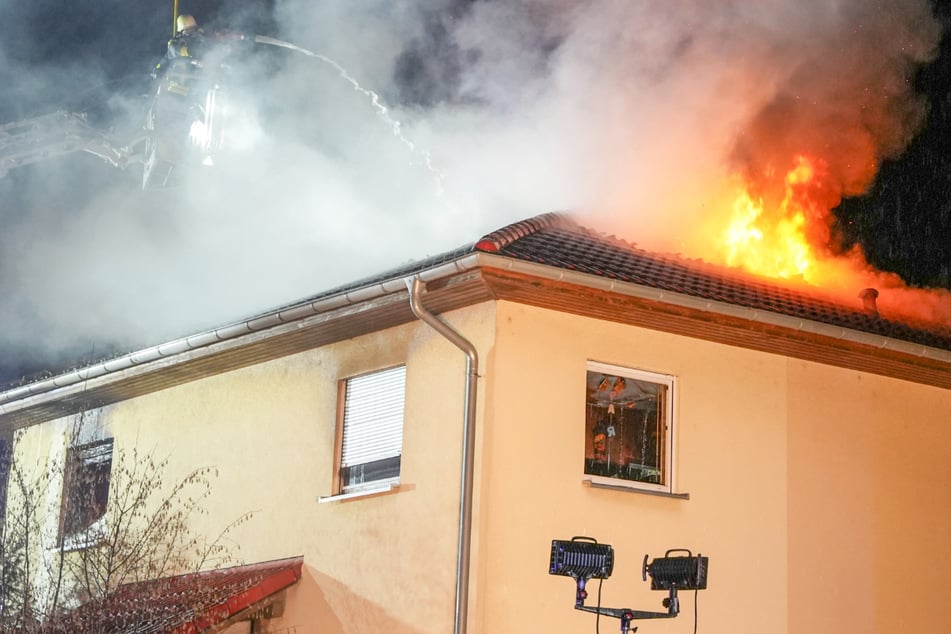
[585,369,668,486]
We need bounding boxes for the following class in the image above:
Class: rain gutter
[2,251,949,416]
[406,277,478,634]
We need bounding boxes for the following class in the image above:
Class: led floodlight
[549,537,614,581]
[549,537,615,611]
[643,549,708,591]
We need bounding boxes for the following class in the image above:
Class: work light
[643,549,708,591]
[549,537,614,581]
[548,537,709,634]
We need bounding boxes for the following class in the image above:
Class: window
[584,361,674,493]
[61,438,113,541]
[335,365,406,495]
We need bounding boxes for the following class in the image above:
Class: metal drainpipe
[407,277,478,634]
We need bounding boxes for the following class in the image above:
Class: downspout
[407,277,478,634]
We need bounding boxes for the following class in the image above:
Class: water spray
[253,35,447,197]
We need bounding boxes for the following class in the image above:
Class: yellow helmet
[176,14,197,33]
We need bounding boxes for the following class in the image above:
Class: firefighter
[167,15,205,61]
[153,14,205,77]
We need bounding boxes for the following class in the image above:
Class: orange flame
[721,155,822,282]
[712,154,951,325]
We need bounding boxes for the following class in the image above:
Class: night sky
[0,2,263,119]
[0,0,950,387]
[835,0,951,290]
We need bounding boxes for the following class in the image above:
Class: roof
[1,212,949,429]
[40,556,303,634]
[473,213,951,351]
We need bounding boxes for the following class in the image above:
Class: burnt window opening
[585,362,675,493]
[61,438,113,542]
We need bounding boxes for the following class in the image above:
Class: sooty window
[585,362,674,493]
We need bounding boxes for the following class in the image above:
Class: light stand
[549,538,709,634]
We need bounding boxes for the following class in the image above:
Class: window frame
[584,361,676,495]
[59,438,114,546]
[333,365,406,496]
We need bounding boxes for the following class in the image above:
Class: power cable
[693,588,699,634]
[595,577,604,634]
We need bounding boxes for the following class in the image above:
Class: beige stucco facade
[9,297,951,633]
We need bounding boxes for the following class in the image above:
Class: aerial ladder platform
[0,111,140,179]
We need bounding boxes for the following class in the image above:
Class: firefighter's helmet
[176,14,198,33]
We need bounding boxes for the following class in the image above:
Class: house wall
[7,297,951,634]
[475,301,789,634]
[9,303,498,634]
[4,416,73,614]
[786,362,951,634]
[471,301,951,634]
[111,305,499,634]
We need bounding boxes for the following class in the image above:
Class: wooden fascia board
[480,267,951,390]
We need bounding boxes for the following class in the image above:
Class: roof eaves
[489,213,951,353]
[476,251,951,365]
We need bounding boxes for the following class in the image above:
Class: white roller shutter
[340,365,406,474]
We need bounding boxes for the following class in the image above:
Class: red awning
[42,556,303,633]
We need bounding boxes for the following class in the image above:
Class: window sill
[317,482,400,504]
[55,517,108,552]
[49,532,104,555]
[582,478,690,500]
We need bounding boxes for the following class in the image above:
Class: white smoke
[0,0,943,378]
